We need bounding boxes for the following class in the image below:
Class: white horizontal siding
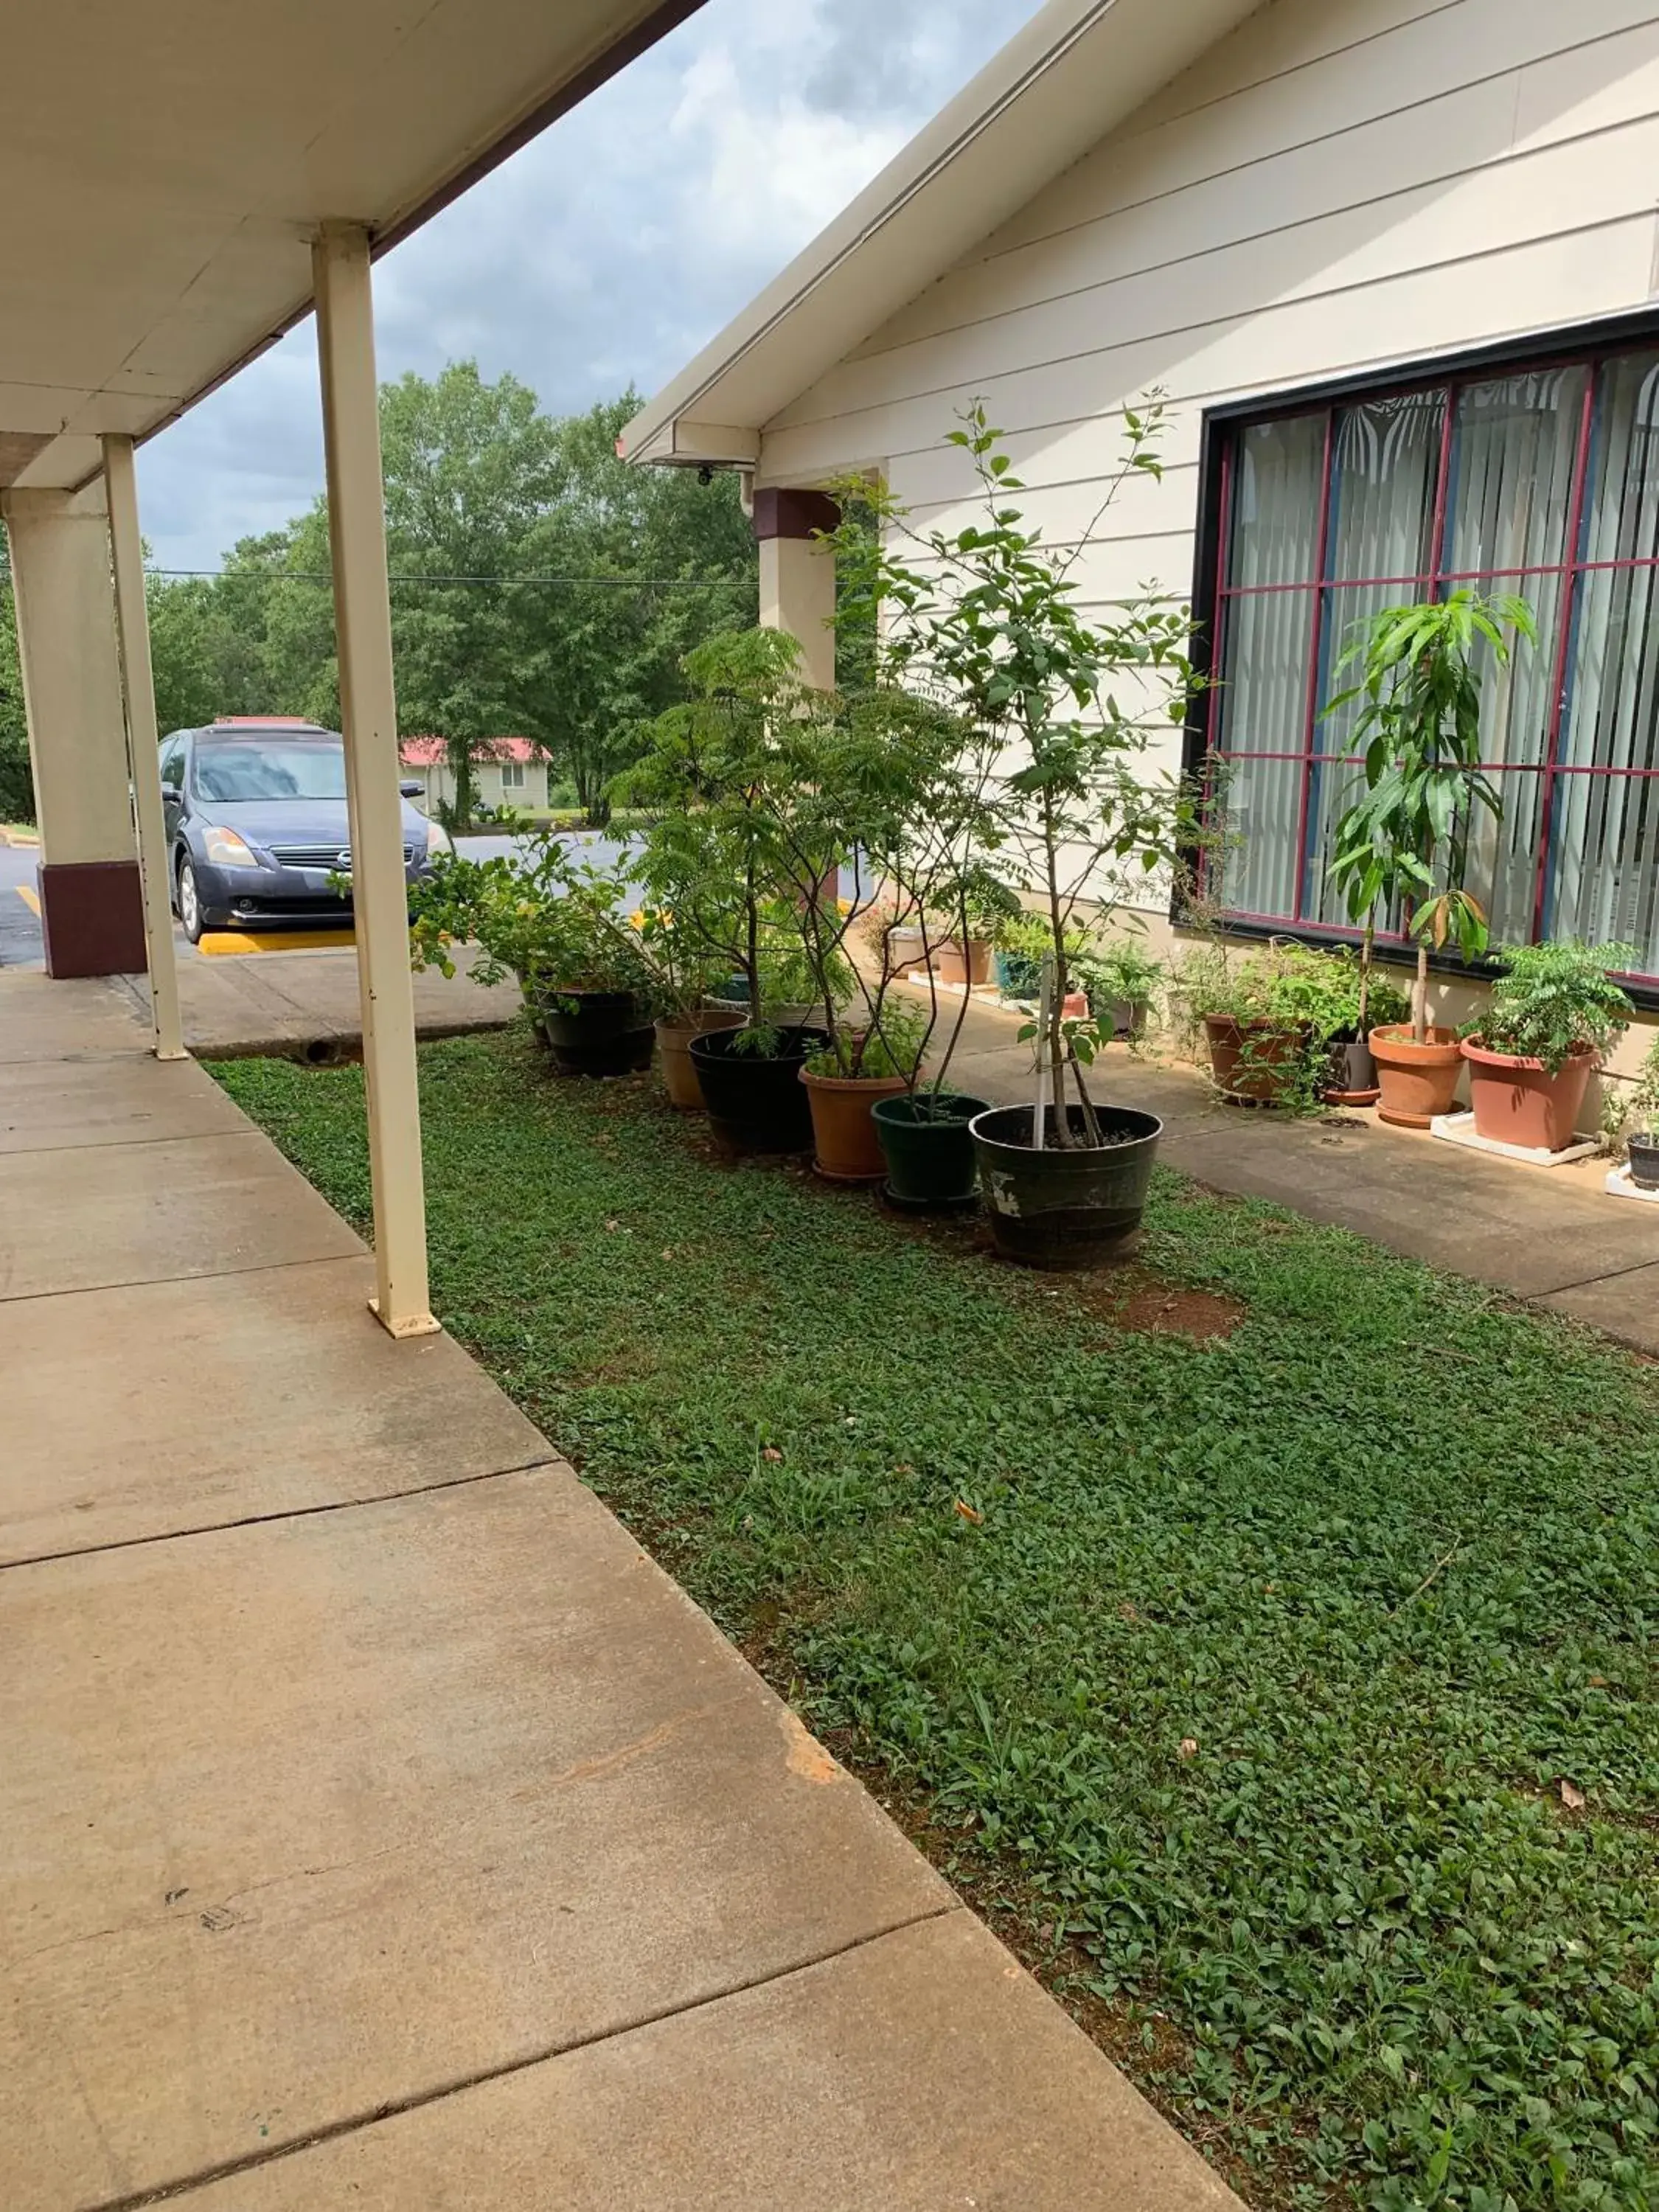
[762,216,1658,483]
[761,0,1659,501]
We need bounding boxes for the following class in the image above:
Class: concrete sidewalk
[916,985,1659,1354]
[0,967,1237,2212]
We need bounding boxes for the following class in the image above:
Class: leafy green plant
[804,1002,928,1082]
[407,835,650,1007]
[1174,939,1409,1110]
[1466,941,1635,1074]
[1074,939,1166,1032]
[1326,591,1537,1042]
[828,398,1200,1147]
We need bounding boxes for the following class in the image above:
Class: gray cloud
[136,0,1040,573]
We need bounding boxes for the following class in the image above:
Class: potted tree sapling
[633,905,744,1111]
[1325,590,1535,1127]
[616,630,830,1154]
[1460,941,1634,1152]
[819,489,1018,1204]
[838,398,1197,1267]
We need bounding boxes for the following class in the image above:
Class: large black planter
[970,1102,1162,1270]
[689,1026,830,1153]
[872,1093,989,1207]
[536,989,654,1077]
[1630,1131,1659,1191]
[1325,1034,1380,1103]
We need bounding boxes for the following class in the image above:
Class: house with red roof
[398,737,551,818]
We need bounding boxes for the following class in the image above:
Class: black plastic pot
[1630,1131,1659,1191]
[536,989,654,1077]
[871,1093,990,1207]
[689,1025,830,1153]
[970,1102,1162,1270]
[1325,1034,1380,1102]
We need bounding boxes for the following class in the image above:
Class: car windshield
[192,739,348,803]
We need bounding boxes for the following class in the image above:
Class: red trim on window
[1197,439,1235,905]
[1291,411,1336,922]
[1530,375,1599,941]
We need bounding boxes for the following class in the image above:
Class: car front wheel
[177,858,206,945]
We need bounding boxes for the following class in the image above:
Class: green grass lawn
[216,1033,1659,2212]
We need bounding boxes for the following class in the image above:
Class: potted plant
[632,908,745,1111]
[1460,941,1634,1152]
[408,839,655,1076]
[800,1009,928,1180]
[1621,1034,1659,1190]
[1077,938,1164,1040]
[1326,590,1536,1127]
[1318,958,1411,1105]
[994,911,1086,1001]
[616,630,831,1153]
[830,400,1197,1266]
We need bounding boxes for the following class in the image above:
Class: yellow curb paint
[198,928,356,957]
[15,884,41,915]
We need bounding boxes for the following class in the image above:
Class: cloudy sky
[135,0,1041,574]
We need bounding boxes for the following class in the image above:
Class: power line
[147,568,754,589]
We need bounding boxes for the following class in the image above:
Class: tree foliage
[131,366,754,826]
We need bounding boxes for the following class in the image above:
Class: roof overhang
[622,0,1265,473]
[1,0,708,493]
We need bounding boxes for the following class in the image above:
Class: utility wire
[147,568,753,588]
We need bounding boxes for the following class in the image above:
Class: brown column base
[38,859,148,978]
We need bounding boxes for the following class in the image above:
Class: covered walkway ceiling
[0,0,705,493]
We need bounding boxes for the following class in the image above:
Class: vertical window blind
[1206,341,1659,978]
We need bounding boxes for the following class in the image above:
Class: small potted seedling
[1326,591,1536,1127]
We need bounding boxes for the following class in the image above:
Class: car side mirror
[161,782,181,802]
[399,779,423,799]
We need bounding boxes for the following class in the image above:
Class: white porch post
[102,435,186,1060]
[754,487,838,690]
[312,221,437,1339]
[1,482,147,977]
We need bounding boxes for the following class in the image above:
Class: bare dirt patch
[1069,1265,1246,1342]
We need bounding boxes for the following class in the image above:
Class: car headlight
[202,827,260,868]
[425,819,453,855]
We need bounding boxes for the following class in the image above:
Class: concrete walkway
[919,987,1659,1354]
[0,967,1237,2212]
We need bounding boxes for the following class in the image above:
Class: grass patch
[215,1032,1659,2212]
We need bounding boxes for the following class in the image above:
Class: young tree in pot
[616,630,830,1153]
[826,400,1198,1265]
[630,904,743,1112]
[1325,590,1535,1127]
[1461,940,1634,1152]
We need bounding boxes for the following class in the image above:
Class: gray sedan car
[160,719,448,940]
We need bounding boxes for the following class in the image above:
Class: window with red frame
[1203,344,1659,980]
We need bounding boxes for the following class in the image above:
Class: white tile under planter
[1605,1162,1659,1203]
[1430,1111,1601,1169]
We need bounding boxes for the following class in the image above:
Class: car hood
[200,798,426,850]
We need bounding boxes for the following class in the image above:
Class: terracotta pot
[935,939,992,987]
[1203,1013,1309,1105]
[1369,1025,1463,1129]
[1461,1040,1595,1153]
[655,1007,744,1111]
[800,1065,911,1181]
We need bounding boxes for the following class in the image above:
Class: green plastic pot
[870,1093,990,1206]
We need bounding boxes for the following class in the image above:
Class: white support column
[312,222,437,1339]
[1,482,147,977]
[102,436,185,1060]
[753,487,838,692]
